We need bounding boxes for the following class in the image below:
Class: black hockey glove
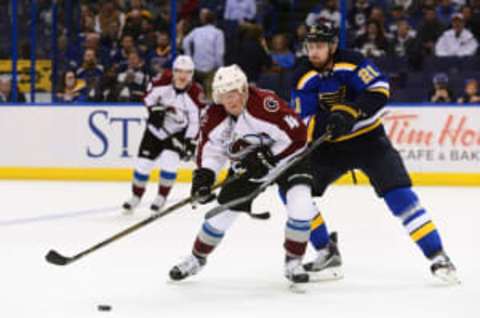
[147,105,166,129]
[325,110,356,139]
[182,138,196,161]
[191,168,216,204]
[239,146,277,180]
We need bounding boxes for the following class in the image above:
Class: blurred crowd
[0,0,480,104]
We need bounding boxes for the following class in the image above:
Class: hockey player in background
[122,55,205,215]
[169,65,319,285]
[290,21,458,284]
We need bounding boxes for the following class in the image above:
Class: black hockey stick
[45,173,267,266]
[204,132,332,220]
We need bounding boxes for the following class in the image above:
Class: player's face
[173,69,193,90]
[219,90,245,116]
[306,41,331,69]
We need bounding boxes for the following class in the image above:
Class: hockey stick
[204,132,332,220]
[45,173,267,266]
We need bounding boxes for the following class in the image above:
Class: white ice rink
[1,181,478,318]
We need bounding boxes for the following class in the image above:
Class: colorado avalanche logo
[263,96,280,112]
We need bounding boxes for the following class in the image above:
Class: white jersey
[197,87,308,176]
[143,71,205,140]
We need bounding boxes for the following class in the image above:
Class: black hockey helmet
[305,20,338,43]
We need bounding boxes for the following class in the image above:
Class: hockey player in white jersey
[122,55,206,215]
[169,65,319,284]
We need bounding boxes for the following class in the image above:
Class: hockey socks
[309,212,330,251]
[130,158,156,198]
[278,189,330,252]
[158,170,177,198]
[385,187,444,259]
[284,218,311,258]
[193,222,225,259]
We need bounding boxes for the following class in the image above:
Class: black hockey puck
[97,305,112,312]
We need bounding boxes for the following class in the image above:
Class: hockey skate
[169,255,206,281]
[150,195,166,214]
[122,196,141,215]
[303,232,344,282]
[285,258,309,293]
[431,252,460,285]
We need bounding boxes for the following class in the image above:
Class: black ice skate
[430,252,460,285]
[303,232,344,282]
[169,255,206,281]
[122,196,141,215]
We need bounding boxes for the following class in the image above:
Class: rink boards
[0,104,479,186]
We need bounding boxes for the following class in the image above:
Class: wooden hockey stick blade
[45,249,72,266]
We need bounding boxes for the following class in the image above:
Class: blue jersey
[291,49,390,142]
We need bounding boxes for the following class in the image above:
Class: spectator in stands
[348,0,373,39]
[391,19,417,57]
[116,51,149,102]
[461,4,480,40]
[146,30,173,77]
[293,23,308,58]
[180,0,200,23]
[390,0,415,12]
[305,0,340,27]
[83,32,111,69]
[436,0,456,26]
[270,34,296,71]
[386,5,405,37]
[457,78,480,103]
[183,8,225,99]
[76,48,105,98]
[428,72,455,102]
[100,20,122,63]
[0,75,27,103]
[233,23,272,83]
[435,13,478,57]
[123,7,151,40]
[416,6,445,56]
[112,34,136,67]
[224,0,256,23]
[354,20,390,58]
[95,1,126,35]
[128,0,153,20]
[136,17,157,56]
[56,70,89,103]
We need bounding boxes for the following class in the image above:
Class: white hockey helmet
[212,64,248,104]
[173,55,195,72]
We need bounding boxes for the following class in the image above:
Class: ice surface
[0,181,478,318]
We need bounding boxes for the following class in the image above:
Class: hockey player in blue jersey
[289,21,458,284]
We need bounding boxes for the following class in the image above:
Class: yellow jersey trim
[331,104,360,119]
[333,62,357,72]
[368,87,390,98]
[332,119,383,142]
[296,70,318,90]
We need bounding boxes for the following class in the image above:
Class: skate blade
[308,267,344,283]
[288,282,308,294]
[434,269,461,285]
[122,208,134,215]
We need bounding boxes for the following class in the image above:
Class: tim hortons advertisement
[0,105,478,173]
[383,107,480,173]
